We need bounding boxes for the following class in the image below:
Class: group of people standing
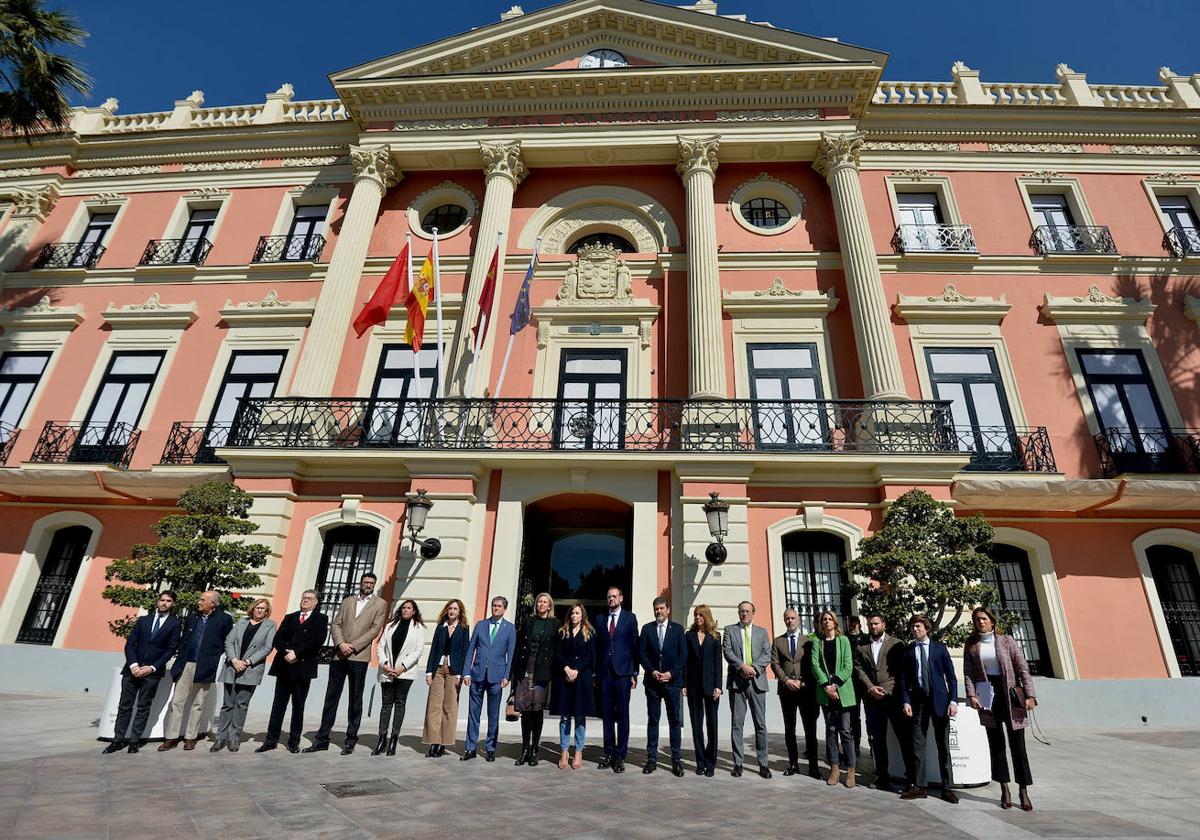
[103,577,1039,811]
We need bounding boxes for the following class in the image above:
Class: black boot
[515,745,530,766]
[529,743,540,767]
[386,734,398,757]
[372,736,387,756]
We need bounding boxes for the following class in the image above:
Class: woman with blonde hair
[512,592,557,766]
[374,599,426,756]
[811,609,857,787]
[422,598,469,758]
[552,601,595,769]
[213,598,276,752]
[685,604,723,777]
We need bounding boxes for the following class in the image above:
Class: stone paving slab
[0,690,1195,840]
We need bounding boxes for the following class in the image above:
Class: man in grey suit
[722,601,772,778]
[462,595,517,761]
[853,612,909,791]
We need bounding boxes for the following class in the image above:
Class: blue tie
[152,615,162,636]
[789,634,796,659]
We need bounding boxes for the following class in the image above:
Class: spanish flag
[352,243,409,338]
[403,249,436,352]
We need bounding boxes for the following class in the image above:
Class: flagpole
[494,236,540,398]
[465,231,504,399]
[432,227,446,399]
[405,233,422,398]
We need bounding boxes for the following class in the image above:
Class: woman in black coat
[511,592,558,766]
[685,604,723,777]
[551,601,596,769]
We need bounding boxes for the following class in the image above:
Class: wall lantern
[702,491,729,565]
[404,489,442,559]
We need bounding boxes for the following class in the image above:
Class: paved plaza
[3,690,1199,840]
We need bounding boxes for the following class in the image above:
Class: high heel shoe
[558,751,570,769]
[1019,786,1033,812]
[1000,783,1012,809]
[424,745,436,758]
[515,746,530,766]
[386,734,398,757]
[571,749,583,770]
[826,764,841,786]
[372,737,387,756]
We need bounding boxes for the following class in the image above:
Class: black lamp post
[702,491,729,565]
[404,489,442,559]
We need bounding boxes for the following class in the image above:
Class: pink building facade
[1,0,1198,712]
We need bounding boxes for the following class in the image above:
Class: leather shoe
[612,760,625,774]
[254,743,276,753]
[209,740,223,753]
[694,766,705,776]
[597,754,612,769]
[286,744,300,753]
[485,751,495,762]
[705,766,715,777]
[529,749,540,767]
[425,745,436,758]
[102,741,126,755]
[461,749,477,761]
[642,762,657,775]
[671,761,685,777]
[731,765,743,777]
[759,765,772,779]
[783,764,799,777]
[127,742,141,754]
[372,740,387,756]
[182,739,197,751]
[340,744,355,755]
[436,745,446,757]
[807,765,822,779]
[158,739,178,752]
[900,786,928,800]
[941,790,959,804]
[302,743,328,753]
[227,738,239,753]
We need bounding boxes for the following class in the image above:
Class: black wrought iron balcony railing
[0,422,19,465]
[952,425,1057,473]
[31,241,106,269]
[222,397,958,455]
[160,422,230,465]
[1030,225,1118,256]
[138,237,213,266]
[252,234,326,263]
[29,421,140,469]
[1094,427,1200,477]
[1164,226,1200,257]
[891,224,978,254]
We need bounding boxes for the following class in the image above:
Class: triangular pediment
[331,0,886,82]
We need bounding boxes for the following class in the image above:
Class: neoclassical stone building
[1,0,1198,717]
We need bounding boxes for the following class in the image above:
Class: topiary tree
[101,479,269,637]
[844,489,999,646]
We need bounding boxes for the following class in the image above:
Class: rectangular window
[1159,195,1200,256]
[365,343,441,446]
[747,343,825,449]
[926,348,1016,468]
[555,348,627,450]
[283,205,328,261]
[781,532,851,635]
[175,207,218,263]
[1031,194,1078,252]
[1078,349,1169,457]
[896,193,945,251]
[79,351,163,458]
[0,352,51,439]
[205,351,286,447]
[72,211,116,267]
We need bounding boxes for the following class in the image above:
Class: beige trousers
[165,661,213,740]
[422,665,461,746]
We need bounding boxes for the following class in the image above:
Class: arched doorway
[517,495,632,626]
[780,530,852,635]
[313,524,379,657]
[983,544,1054,677]
[1146,545,1200,676]
[16,525,92,645]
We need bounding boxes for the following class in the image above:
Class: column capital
[11,184,59,221]
[812,132,864,180]
[349,144,401,190]
[479,140,528,186]
[676,135,720,179]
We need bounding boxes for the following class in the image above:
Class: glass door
[747,343,825,449]
[554,349,627,450]
[78,352,163,462]
[365,344,441,446]
[926,348,1017,469]
[897,193,944,251]
[1078,349,1170,469]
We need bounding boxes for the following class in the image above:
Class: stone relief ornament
[0,167,40,178]
[676,136,720,178]
[536,321,550,349]
[928,284,977,303]
[753,277,803,297]
[182,160,263,171]
[240,290,289,309]
[1147,172,1195,184]
[1024,170,1065,181]
[989,142,1083,154]
[75,165,160,177]
[128,293,171,311]
[349,145,401,188]
[1072,285,1122,304]
[1111,145,1200,156]
[28,296,56,312]
[281,156,340,167]
[540,206,660,254]
[393,118,488,131]
[479,140,528,186]
[90,192,126,203]
[862,141,958,152]
[813,132,865,178]
[556,243,633,304]
[12,185,59,219]
[895,169,934,179]
[716,109,819,122]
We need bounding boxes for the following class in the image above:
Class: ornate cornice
[220,290,316,326]
[0,296,85,331]
[1041,286,1154,324]
[813,132,864,179]
[479,140,527,187]
[722,283,838,316]
[894,285,1010,323]
[102,294,199,329]
[349,145,400,190]
[676,136,720,179]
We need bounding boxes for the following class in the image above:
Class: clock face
[580,49,627,69]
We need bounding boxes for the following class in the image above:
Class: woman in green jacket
[811,609,858,787]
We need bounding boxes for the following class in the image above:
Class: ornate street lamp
[702,491,729,565]
[404,489,441,559]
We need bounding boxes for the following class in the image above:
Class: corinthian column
[288,145,399,396]
[0,185,59,273]
[677,136,727,399]
[813,132,907,400]
[447,140,527,397]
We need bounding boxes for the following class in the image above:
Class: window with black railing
[313,525,379,659]
[1158,195,1200,257]
[16,525,91,645]
[253,205,328,262]
[782,531,852,634]
[32,241,106,269]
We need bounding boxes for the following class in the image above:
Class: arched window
[781,531,851,634]
[17,525,91,645]
[742,197,791,230]
[314,525,379,648]
[566,233,636,253]
[1147,545,1200,676]
[420,204,469,235]
[984,544,1053,676]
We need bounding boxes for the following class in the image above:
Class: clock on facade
[579,49,628,69]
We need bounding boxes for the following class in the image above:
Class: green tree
[101,480,269,637]
[0,0,89,139]
[844,489,998,646]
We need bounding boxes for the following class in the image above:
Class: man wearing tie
[461,596,516,761]
[723,600,772,778]
[104,590,180,754]
[160,590,233,751]
[638,597,686,776]
[257,590,329,753]
[852,612,908,791]
[899,614,959,803]
[594,586,638,773]
[770,607,814,777]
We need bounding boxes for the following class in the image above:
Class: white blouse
[979,632,1001,677]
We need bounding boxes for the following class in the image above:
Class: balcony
[252,234,326,263]
[891,224,978,255]
[138,237,212,266]
[28,422,141,469]
[220,397,958,455]
[1094,427,1200,477]
[0,423,18,465]
[31,241,106,269]
[160,422,230,465]
[953,426,1057,473]
[1164,226,1200,258]
[1030,225,1118,256]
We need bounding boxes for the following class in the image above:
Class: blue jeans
[559,715,586,751]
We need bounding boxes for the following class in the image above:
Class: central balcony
[28,421,140,469]
[221,397,959,455]
[1030,224,1118,256]
[139,237,213,266]
[32,241,106,269]
[1094,427,1200,477]
[891,224,978,255]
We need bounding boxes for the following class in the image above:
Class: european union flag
[509,252,537,335]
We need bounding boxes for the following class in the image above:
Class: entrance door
[554,349,626,450]
[1148,545,1200,676]
[16,525,91,645]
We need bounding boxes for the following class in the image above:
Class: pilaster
[0,184,60,272]
[672,472,750,631]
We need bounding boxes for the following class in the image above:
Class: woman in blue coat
[551,601,596,769]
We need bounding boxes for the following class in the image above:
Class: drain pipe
[1077,478,1127,517]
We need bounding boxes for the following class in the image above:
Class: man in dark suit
[257,589,329,753]
[104,590,181,754]
[770,607,814,777]
[899,614,959,803]
[594,586,638,773]
[853,612,909,792]
[638,596,686,776]
[160,590,233,751]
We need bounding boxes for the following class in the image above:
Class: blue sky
[63,0,1199,112]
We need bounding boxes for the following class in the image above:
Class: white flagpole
[406,233,422,398]
[432,227,445,399]
[465,231,504,399]
[494,236,539,398]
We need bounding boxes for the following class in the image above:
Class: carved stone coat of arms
[557,243,633,304]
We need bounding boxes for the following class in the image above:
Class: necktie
[300,612,307,625]
[744,626,752,667]
[489,621,497,642]
[609,613,616,637]
[789,634,796,659]
[918,643,928,690]
[658,623,665,648]
[152,615,162,636]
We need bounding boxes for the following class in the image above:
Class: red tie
[609,614,616,637]
[300,613,307,624]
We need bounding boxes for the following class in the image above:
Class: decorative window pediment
[1041,286,1155,324]
[895,284,1010,323]
[219,290,316,327]
[102,293,198,329]
[0,296,85,331]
